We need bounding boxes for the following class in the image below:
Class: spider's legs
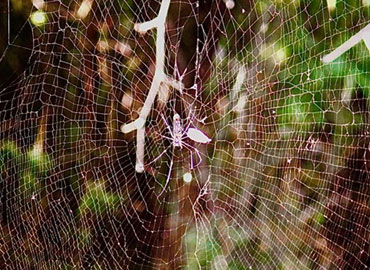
[155,133,174,142]
[182,119,192,135]
[145,145,171,167]
[158,157,174,197]
[182,141,203,169]
[182,106,196,135]
[160,113,174,138]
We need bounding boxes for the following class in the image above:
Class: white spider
[148,112,211,196]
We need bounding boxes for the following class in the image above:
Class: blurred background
[0,0,369,269]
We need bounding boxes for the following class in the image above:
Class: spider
[146,110,211,196]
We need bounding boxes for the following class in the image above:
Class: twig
[135,127,145,172]
[121,0,175,173]
[322,23,370,64]
[231,65,246,113]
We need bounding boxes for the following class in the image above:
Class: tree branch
[322,23,370,63]
[121,0,176,173]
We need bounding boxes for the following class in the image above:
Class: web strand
[0,0,369,269]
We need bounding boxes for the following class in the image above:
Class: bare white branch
[121,118,145,134]
[134,18,159,34]
[364,34,370,51]
[135,127,145,173]
[322,23,370,63]
[121,0,178,173]
[231,65,246,103]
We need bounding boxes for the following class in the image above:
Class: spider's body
[172,114,183,148]
[154,111,211,196]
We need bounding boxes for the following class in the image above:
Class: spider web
[0,0,369,269]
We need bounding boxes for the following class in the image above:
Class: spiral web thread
[0,0,369,269]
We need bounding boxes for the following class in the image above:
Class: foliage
[0,0,369,269]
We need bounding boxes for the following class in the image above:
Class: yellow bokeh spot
[260,44,288,65]
[327,0,337,11]
[274,48,287,64]
[30,10,47,26]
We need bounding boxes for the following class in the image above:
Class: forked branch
[121,0,181,173]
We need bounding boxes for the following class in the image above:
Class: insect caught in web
[147,109,211,196]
